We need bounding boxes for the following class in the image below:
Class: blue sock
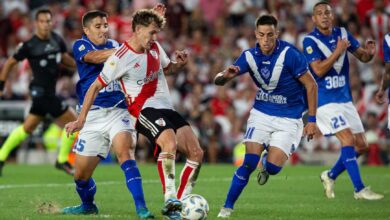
[75,178,96,208]
[328,150,361,180]
[341,146,365,192]
[121,160,146,211]
[224,154,259,209]
[265,161,282,175]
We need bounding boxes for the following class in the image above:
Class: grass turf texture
[0,164,389,219]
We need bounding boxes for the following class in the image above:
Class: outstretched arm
[298,71,318,141]
[164,50,188,75]
[65,79,104,136]
[214,65,240,86]
[376,62,390,104]
[83,48,116,64]
[0,57,19,95]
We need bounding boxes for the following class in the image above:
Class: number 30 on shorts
[75,139,86,152]
[331,116,346,129]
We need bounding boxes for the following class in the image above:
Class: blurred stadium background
[0,0,390,167]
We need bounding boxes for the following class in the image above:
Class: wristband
[0,80,4,91]
[307,115,316,123]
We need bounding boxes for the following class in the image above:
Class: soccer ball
[180,194,209,220]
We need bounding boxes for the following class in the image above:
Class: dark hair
[35,8,52,20]
[132,9,165,32]
[313,1,331,12]
[82,10,108,27]
[255,15,278,28]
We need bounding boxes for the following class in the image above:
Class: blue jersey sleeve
[72,40,94,63]
[302,37,322,64]
[346,30,360,53]
[286,48,308,78]
[384,34,390,63]
[233,51,250,75]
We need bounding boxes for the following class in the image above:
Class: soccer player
[215,15,318,218]
[303,1,384,200]
[65,9,204,220]
[61,10,154,219]
[375,32,390,126]
[0,8,77,176]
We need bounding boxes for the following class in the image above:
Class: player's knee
[265,161,282,175]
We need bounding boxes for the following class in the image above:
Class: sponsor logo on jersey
[262,61,271,65]
[136,69,160,85]
[306,46,313,54]
[155,118,166,127]
[40,59,48,67]
[78,44,85,51]
[122,118,130,125]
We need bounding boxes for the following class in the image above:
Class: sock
[328,150,361,180]
[265,161,282,175]
[341,146,365,192]
[157,152,177,201]
[177,160,200,200]
[57,130,77,163]
[75,178,96,208]
[121,160,146,211]
[0,125,29,161]
[224,154,259,209]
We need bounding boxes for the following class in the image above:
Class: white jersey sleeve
[156,41,171,68]
[98,51,127,86]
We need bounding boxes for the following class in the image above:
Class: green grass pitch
[0,164,389,219]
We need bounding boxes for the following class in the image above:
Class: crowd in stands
[0,0,389,165]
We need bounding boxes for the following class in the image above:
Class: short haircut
[131,9,166,32]
[255,15,278,28]
[313,1,331,12]
[35,8,52,20]
[82,10,108,27]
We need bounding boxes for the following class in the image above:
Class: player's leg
[112,132,154,219]
[0,113,42,175]
[53,105,78,174]
[137,108,181,218]
[176,124,204,200]
[62,154,100,214]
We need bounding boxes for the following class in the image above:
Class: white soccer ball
[180,194,209,220]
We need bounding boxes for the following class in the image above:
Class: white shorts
[317,102,364,136]
[388,105,390,130]
[74,107,136,158]
[243,109,304,157]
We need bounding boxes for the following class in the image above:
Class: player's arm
[0,57,19,95]
[352,40,376,63]
[298,71,318,140]
[309,38,349,77]
[163,50,188,75]
[376,62,390,104]
[65,78,104,136]
[214,65,240,86]
[61,53,77,69]
[83,49,116,64]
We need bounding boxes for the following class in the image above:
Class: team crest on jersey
[150,50,158,59]
[306,46,313,54]
[78,44,85,51]
[155,118,166,127]
[260,67,271,79]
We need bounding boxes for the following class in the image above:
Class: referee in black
[0,8,77,176]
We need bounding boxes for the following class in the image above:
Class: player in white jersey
[303,1,383,200]
[376,32,390,128]
[66,9,204,220]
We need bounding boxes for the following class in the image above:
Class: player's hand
[65,120,85,137]
[375,89,385,104]
[365,39,376,56]
[303,122,317,141]
[224,65,240,77]
[153,3,166,17]
[335,37,350,55]
[175,50,188,67]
